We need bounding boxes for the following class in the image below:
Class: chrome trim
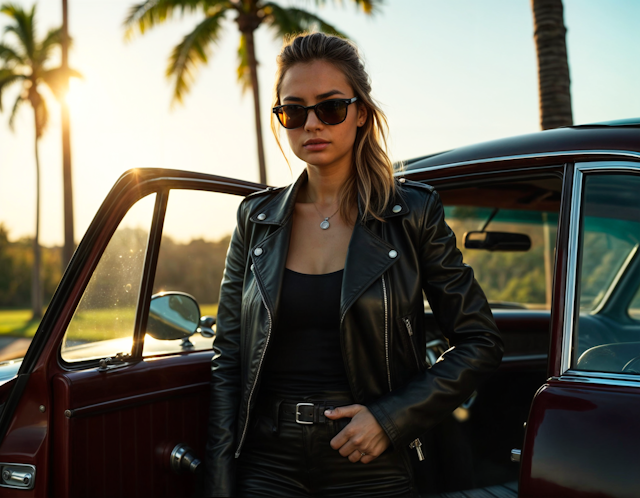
[382,275,392,391]
[235,258,274,458]
[501,354,548,363]
[295,403,315,425]
[0,463,35,490]
[170,443,201,474]
[556,370,640,388]
[562,161,640,375]
[398,150,640,177]
[561,167,584,374]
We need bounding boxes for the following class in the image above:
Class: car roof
[403,120,640,172]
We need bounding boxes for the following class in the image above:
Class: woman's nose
[304,108,323,131]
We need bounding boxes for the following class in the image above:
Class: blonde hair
[271,32,395,223]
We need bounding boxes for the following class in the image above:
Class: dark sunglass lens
[317,100,347,124]
[281,105,306,129]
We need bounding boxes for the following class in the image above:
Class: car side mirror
[464,231,531,252]
[147,292,201,341]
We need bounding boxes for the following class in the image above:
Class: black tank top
[261,268,350,398]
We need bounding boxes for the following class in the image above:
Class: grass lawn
[0,309,41,338]
[0,303,219,340]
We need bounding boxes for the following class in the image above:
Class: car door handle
[510,449,521,463]
[170,443,201,474]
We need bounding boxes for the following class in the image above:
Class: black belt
[257,396,352,428]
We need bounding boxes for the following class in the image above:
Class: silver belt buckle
[295,402,314,425]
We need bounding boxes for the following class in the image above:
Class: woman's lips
[303,140,329,152]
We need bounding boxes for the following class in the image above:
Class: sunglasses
[273,97,358,129]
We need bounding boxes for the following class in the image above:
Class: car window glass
[573,173,640,373]
[630,286,640,320]
[61,194,156,363]
[143,189,243,357]
[439,178,561,311]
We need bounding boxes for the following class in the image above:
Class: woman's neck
[302,163,350,206]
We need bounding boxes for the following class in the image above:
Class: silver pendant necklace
[313,203,339,230]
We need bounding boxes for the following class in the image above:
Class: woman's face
[278,60,366,171]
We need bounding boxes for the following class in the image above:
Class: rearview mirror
[147,292,200,341]
[464,231,531,252]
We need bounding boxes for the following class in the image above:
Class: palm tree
[0,3,79,319]
[531,0,573,129]
[123,0,381,184]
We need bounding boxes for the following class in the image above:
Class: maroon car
[0,119,638,497]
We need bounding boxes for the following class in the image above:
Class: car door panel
[521,382,640,497]
[51,353,211,497]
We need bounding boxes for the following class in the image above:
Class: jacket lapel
[248,173,306,326]
[340,187,407,320]
[340,220,399,321]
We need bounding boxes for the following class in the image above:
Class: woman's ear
[357,103,367,127]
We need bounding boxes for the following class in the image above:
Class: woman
[204,32,503,497]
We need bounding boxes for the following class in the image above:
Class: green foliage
[0,224,61,309]
[153,234,231,306]
[123,0,378,103]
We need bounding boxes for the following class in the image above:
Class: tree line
[0,224,62,308]
[0,223,231,310]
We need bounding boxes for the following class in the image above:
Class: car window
[61,193,157,363]
[630,286,640,320]
[439,178,561,310]
[573,173,640,373]
[143,189,243,357]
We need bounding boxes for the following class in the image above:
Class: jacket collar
[249,170,402,323]
[249,170,409,226]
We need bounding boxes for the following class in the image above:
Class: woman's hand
[324,404,391,463]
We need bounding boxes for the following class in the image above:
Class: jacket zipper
[382,275,392,392]
[384,278,422,461]
[402,317,422,371]
[401,317,425,461]
[235,264,273,458]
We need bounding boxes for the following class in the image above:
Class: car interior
[415,175,563,497]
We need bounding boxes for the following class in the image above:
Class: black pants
[236,397,415,497]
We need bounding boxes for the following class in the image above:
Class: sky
[0,0,639,246]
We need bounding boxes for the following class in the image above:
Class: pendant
[320,218,330,230]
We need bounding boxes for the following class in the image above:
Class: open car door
[0,169,262,497]
[519,161,640,497]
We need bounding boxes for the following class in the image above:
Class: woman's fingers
[348,450,364,463]
[327,405,391,463]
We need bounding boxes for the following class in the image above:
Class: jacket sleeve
[368,189,504,449]
[203,201,248,497]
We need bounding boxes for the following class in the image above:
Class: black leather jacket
[204,172,503,496]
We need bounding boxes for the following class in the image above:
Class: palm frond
[1,3,36,58]
[41,66,82,100]
[7,91,25,130]
[302,0,382,15]
[166,9,226,103]
[35,27,62,65]
[0,68,23,111]
[263,4,347,38]
[236,33,250,93]
[0,41,25,65]
[123,0,204,39]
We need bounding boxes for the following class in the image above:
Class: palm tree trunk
[531,0,573,130]
[61,0,75,267]
[244,29,267,185]
[32,108,43,320]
